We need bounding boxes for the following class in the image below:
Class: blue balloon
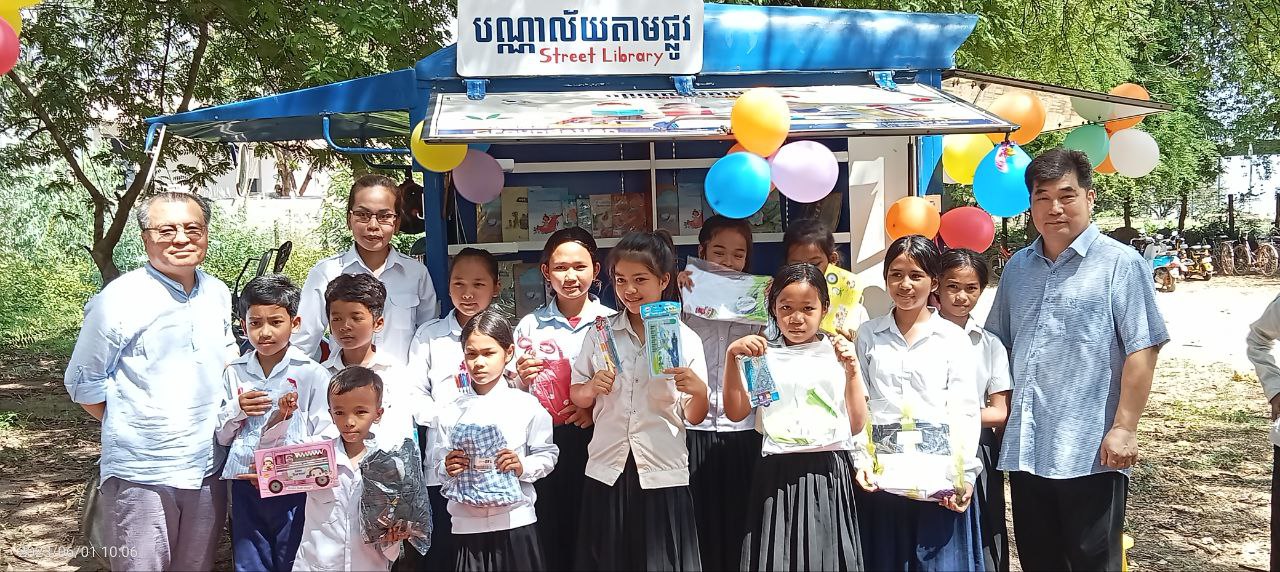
[469,143,491,152]
[705,152,771,219]
[973,144,1032,217]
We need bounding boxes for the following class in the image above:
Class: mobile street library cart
[144,0,1170,316]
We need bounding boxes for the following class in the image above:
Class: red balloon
[939,206,996,252]
[0,17,16,76]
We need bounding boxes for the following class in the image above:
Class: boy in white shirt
[215,274,331,572]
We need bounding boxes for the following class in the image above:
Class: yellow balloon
[410,121,466,173]
[1,8,20,37]
[730,88,790,157]
[941,134,993,185]
[0,0,40,10]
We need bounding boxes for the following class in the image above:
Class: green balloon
[1063,124,1110,168]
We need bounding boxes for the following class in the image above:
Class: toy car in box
[254,440,338,498]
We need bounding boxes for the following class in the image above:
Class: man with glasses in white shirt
[64,191,237,571]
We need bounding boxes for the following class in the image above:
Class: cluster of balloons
[883,197,996,253]
[409,121,503,204]
[1066,84,1159,178]
[0,0,39,76]
[705,88,840,219]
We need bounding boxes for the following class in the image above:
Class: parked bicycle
[1232,232,1279,277]
[990,244,1015,280]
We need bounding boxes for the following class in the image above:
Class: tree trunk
[1123,193,1133,228]
[1178,191,1189,232]
[274,147,297,197]
[297,161,316,197]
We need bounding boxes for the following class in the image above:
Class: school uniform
[405,310,473,570]
[570,311,708,571]
[854,310,984,572]
[293,247,439,364]
[738,335,863,572]
[512,298,615,570]
[961,317,1013,572]
[215,346,331,572]
[682,314,763,572]
[319,349,423,454]
[433,376,559,572]
[1249,295,1280,572]
[292,432,403,571]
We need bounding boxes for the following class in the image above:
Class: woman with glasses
[292,173,439,365]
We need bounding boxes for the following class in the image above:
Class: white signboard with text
[457,0,704,77]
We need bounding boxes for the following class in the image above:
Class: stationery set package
[640,301,682,378]
[681,257,770,325]
[254,440,338,498]
[359,438,433,555]
[736,354,780,408]
[754,340,850,451]
[822,265,864,336]
[865,402,966,502]
[592,315,622,373]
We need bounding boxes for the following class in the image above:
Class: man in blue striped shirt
[64,192,237,571]
[985,148,1168,571]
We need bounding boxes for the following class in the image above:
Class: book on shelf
[501,187,529,242]
[476,198,503,243]
[590,194,616,238]
[529,186,570,242]
[574,196,593,233]
[656,183,680,234]
[677,183,706,236]
[515,263,547,317]
[613,192,651,235]
[798,191,842,232]
[495,261,516,318]
[750,189,783,233]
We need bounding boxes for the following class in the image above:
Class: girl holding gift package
[934,248,1012,572]
[407,247,502,570]
[439,309,559,572]
[854,235,983,571]
[675,215,765,571]
[722,263,869,572]
[782,218,869,338]
[569,230,711,571]
[512,227,615,571]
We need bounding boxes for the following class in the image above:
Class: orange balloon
[728,143,746,154]
[885,196,941,240]
[1096,153,1117,174]
[1105,83,1150,132]
[985,91,1046,145]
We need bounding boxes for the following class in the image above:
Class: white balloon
[1071,96,1115,123]
[1108,128,1159,178]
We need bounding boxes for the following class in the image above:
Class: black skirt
[574,455,702,571]
[740,450,864,572]
[455,523,545,572]
[535,423,593,571]
[976,428,1008,572]
[687,429,762,572]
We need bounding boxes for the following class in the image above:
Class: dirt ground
[0,275,1278,571]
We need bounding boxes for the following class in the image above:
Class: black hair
[607,230,680,302]
[698,215,754,270]
[540,226,600,267]
[460,307,516,350]
[766,263,831,329]
[1025,148,1094,194]
[939,248,991,290]
[324,273,387,319]
[346,173,404,218]
[451,247,500,283]
[240,274,301,318]
[783,217,839,265]
[327,365,384,405]
[884,235,942,281]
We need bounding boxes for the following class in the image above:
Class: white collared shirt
[293,246,439,365]
[962,317,1013,404]
[855,309,983,486]
[433,379,558,534]
[292,437,401,571]
[407,311,470,486]
[682,314,763,432]
[319,349,422,454]
[571,311,708,489]
[216,345,332,478]
[512,298,616,418]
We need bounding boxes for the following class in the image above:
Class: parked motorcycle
[1182,243,1214,280]
[1132,235,1183,292]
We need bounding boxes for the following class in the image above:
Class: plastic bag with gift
[755,339,854,452]
[360,438,433,555]
[681,257,771,325]
[518,336,573,424]
[442,422,523,508]
[865,400,968,502]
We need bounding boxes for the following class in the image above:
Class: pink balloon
[452,150,504,204]
[768,141,838,203]
[939,206,996,252]
[0,18,17,76]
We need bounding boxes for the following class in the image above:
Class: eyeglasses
[350,209,398,225]
[144,223,206,242]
